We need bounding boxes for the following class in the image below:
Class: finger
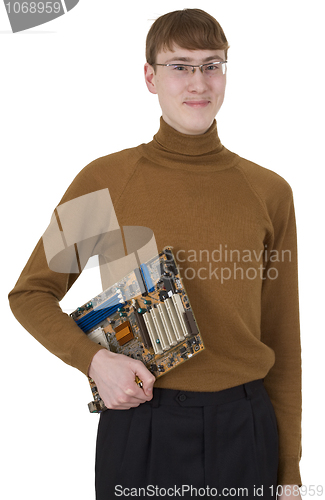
[141,375,156,397]
[134,367,156,397]
[105,395,145,410]
[128,379,154,400]
[124,383,151,401]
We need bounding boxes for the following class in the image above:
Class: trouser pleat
[95,380,279,499]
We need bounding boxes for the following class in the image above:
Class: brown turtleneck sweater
[8,116,302,486]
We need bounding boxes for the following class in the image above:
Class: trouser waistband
[150,378,264,408]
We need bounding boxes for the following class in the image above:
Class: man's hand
[88,349,156,410]
[277,485,302,500]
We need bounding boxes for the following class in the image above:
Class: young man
[9,8,302,500]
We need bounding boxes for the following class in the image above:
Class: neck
[154,116,223,156]
[141,116,238,172]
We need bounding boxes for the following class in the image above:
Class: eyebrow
[162,54,224,64]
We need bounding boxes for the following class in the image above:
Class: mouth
[183,100,210,108]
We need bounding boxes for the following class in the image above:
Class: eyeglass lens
[168,62,226,76]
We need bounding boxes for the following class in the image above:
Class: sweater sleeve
[8,238,106,376]
[260,183,302,487]
[8,159,122,377]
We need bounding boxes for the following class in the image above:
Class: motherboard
[70,246,204,413]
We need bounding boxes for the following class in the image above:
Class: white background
[1,1,324,498]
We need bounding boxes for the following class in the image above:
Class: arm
[8,235,104,376]
[8,158,155,407]
[260,184,302,486]
[9,248,155,408]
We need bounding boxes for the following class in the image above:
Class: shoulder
[77,145,143,184]
[233,153,294,206]
[58,144,144,205]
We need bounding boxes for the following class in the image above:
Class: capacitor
[137,308,146,314]
[143,299,152,305]
[119,312,127,317]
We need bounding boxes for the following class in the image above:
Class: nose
[191,66,204,75]
[186,68,209,93]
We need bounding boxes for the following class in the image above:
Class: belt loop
[244,382,253,400]
[151,388,160,408]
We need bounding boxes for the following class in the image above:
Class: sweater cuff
[70,334,108,376]
[277,456,302,487]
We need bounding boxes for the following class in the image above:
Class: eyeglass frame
[154,60,228,75]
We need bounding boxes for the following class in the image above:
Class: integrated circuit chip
[114,320,134,346]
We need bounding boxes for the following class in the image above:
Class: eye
[206,63,220,71]
[172,65,188,71]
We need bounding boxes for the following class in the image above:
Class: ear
[144,62,158,95]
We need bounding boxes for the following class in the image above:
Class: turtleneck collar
[152,116,223,156]
[140,115,238,172]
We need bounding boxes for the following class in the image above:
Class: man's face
[144,44,227,135]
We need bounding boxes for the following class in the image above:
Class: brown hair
[146,8,230,71]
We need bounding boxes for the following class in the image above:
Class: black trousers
[95,379,279,499]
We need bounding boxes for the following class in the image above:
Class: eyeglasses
[154,61,227,77]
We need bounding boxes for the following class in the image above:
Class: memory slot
[75,295,125,332]
[140,263,155,293]
[76,304,122,333]
[75,295,119,328]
